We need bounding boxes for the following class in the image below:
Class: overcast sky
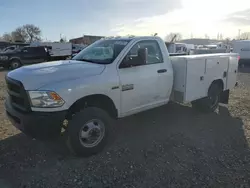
[1,0,250,40]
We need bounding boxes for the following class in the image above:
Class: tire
[66,107,113,157]
[192,83,222,112]
[10,60,21,70]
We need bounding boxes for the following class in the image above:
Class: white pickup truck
[5,36,239,156]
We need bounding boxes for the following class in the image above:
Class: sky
[1,0,250,41]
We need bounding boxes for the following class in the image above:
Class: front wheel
[10,60,21,70]
[66,107,113,157]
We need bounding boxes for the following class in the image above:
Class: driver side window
[119,40,163,69]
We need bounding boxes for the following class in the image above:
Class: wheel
[10,60,21,70]
[66,107,112,157]
[192,83,222,112]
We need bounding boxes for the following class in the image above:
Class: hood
[0,51,14,55]
[7,60,105,90]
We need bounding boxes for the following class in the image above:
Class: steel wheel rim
[79,119,105,148]
[12,62,19,69]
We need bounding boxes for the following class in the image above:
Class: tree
[240,32,250,40]
[11,27,27,42]
[2,33,12,42]
[165,33,182,42]
[1,24,42,42]
[23,24,41,42]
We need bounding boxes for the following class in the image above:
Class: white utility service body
[5,36,239,156]
[171,53,238,103]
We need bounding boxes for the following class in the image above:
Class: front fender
[35,75,121,114]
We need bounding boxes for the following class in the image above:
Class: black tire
[192,83,222,112]
[10,60,21,70]
[66,107,113,157]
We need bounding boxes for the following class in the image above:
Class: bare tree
[165,33,182,42]
[23,24,41,42]
[240,32,250,40]
[2,33,13,42]
[11,27,27,42]
[2,24,42,42]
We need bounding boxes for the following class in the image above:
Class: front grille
[5,76,31,112]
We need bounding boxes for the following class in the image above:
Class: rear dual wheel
[192,83,222,112]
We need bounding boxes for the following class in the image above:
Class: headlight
[28,91,65,108]
[0,56,8,60]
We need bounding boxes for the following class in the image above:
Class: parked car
[0,46,50,69]
[5,36,239,157]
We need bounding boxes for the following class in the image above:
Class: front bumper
[5,97,66,139]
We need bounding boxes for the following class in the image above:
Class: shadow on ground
[0,103,249,187]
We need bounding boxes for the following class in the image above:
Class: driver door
[118,40,167,116]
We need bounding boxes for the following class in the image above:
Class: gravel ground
[0,67,250,188]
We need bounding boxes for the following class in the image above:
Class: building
[69,35,104,45]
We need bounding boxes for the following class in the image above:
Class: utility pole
[238,29,241,39]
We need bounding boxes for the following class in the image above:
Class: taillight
[238,56,241,61]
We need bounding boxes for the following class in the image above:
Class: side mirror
[119,48,148,69]
[137,48,147,65]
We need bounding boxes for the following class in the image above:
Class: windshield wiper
[74,58,111,64]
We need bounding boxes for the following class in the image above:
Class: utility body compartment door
[185,58,206,102]
[204,57,228,91]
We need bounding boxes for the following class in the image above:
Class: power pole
[238,29,241,39]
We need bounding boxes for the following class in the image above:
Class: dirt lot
[0,68,250,188]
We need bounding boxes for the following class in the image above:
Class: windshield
[73,39,131,64]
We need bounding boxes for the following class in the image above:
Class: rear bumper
[5,97,66,139]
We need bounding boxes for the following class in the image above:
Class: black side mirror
[119,48,148,69]
[137,48,147,65]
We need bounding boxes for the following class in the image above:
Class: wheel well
[210,79,224,91]
[67,94,118,119]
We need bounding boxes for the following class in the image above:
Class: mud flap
[220,90,229,104]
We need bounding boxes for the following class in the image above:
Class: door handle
[157,69,167,73]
